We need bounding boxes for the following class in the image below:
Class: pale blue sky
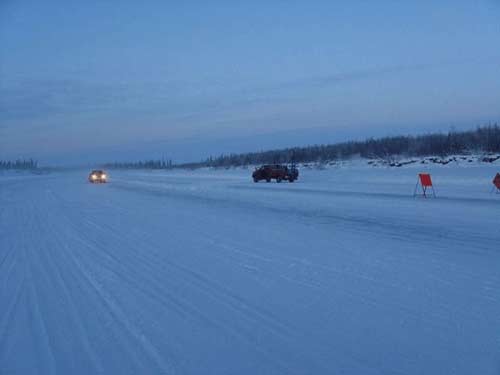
[1,1,499,164]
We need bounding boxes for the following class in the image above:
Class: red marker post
[493,173,500,193]
[414,173,436,198]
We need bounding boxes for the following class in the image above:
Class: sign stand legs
[414,173,436,198]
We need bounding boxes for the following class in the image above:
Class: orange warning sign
[493,173,500,190]
[419,173,433,187]
[414,173,436,198]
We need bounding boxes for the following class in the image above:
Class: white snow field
[1,163,500,375]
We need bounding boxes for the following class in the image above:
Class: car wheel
[266,178,271,183]
[253,178,258,183]
[276,177,282,183]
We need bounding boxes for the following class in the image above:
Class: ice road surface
[1,164,499,375]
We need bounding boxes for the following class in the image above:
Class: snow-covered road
[1,166,499,374]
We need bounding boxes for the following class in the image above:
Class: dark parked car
[252,164,299,183]
[88,170,108,183]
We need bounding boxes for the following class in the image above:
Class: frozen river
[1,164,499,374]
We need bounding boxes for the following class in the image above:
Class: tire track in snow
[23,195,58,374]
[80,214,297,337]
[77,184,461,373]
[56,187,385,373]
[34,207,106,374]
[0,260,27,360]
[48,187,324,374]
[65,218,304,375]
[43,187,176,375]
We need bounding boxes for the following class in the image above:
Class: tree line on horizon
[102,125,500,170]
[181,124,500,168]
[0,158,38,170]
[3,126,498,171]
[103,159,174,170]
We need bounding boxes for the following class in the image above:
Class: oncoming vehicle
[252,164,299,183]
[88,170,108,183]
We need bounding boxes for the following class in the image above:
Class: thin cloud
[1,57,498,125]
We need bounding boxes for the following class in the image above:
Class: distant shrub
[103,159,173,170]
[0,158,38,170]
